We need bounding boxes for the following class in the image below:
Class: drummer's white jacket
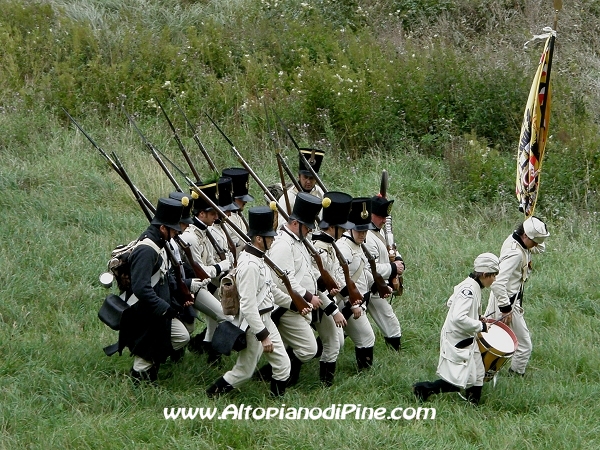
[235,246,291,341]
[437,276,485,388]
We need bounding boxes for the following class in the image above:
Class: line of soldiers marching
[111,149,407,398]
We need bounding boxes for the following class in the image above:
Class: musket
[156,98,202,182]
[172,97,219,175]
[155,108,244,260]
[275,148,292,215]
[361,243,393,299]
[116,159,195,308]
[122,105,183,192]
[264,101,293,215]
[270,145,362,305]
[380,169,404,296]
[148,141,229,263]
[185,175,312,314]
[273,110,327,192]
[66,110,210,283]
[63,108,121,175]
[205,112,339,294]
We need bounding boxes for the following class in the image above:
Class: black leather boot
[270,378,288,397]
[206,376,234,398]
[413,379,460,401]
[314,336,323,359]
[355,346,374,370]
[384,336,401,351]
[286,349,304,387]
[130,364,159,385]
[319,361,336,387]
[255,363,273,382]
[188,329,207,355]
[170,347,185,363]
[465,385,483,405]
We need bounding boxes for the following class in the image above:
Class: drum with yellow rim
[477,320,518,382]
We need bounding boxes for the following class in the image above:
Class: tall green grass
[1,107,599,448]
[2,0,600,448]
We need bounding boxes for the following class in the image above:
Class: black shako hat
[151,198,183,231]
[299,148,325,176]
[348,197,376,231]
[290,192,323,229]
[190,180,218,214]
[247,206,277,237]
[217,176,239,212]
[371,195,394,218]
[169,192,194,225]
[319,191,354,229]
[222,167,254,203]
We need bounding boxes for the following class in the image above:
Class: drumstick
[487,311,514,328]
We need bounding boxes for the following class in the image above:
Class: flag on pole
[516,32,556,217]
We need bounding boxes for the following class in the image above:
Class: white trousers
[277,309,317,362]
[192,288,229,341]
[336,307,376,350]
[508,306,532,374]
[366,295,401,338]
[223,315,291,386]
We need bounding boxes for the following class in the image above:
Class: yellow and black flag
[516,31,556,217]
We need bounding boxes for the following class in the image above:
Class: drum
[477,320,518,382]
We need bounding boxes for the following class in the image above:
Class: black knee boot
[465,385,483,405]
[413,379,460,401]
[188,329,207,354]
[287,349,304,387]
[319,361,336,387]
[355,347,374,370]
[384,336,401,351]
[270,378,288,397]
[255,363,273,382]
[314,336,323,359]
[206,376,234,398]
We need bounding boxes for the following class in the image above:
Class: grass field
[2,0,600,448]
[1,107,599,449]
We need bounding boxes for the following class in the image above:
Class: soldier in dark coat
[118,198,190,382]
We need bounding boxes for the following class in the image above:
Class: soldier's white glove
[216,259,231,273]
[190,278,210,294]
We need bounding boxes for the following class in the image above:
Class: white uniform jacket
[268,226,318,307]
[364,228,398,282]
[236,246,292,341]
[311,233,342,316]
[437,276,484,388]
[276,185,325,229]
[336,232,373,296]
[179,223,220,278]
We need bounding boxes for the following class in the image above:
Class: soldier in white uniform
[178,180,232,364]
[266,192,325,386]
[485,216,549,376]
[210,176,240,265]
[222,167,253,241]
[336,197,380,370]
[311,192,352,385]
[276,148,325,229]
[364,196,405,351]
[413,253,499,405]
[206,206,294,397]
